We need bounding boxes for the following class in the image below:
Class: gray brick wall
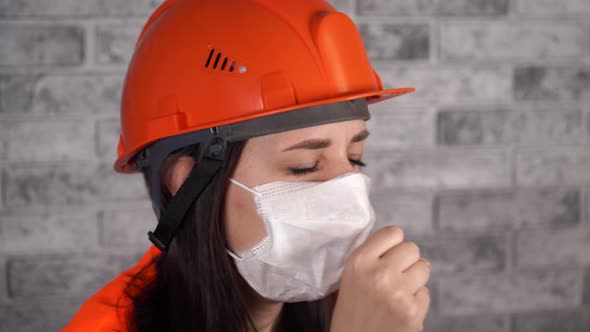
[0,0,589,331]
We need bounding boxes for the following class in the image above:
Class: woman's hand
[331,226,431,332]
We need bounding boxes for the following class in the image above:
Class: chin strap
[148,138,226,252]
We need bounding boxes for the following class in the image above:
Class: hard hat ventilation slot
[205,48,215,67]
[205,49,242,73]
[213,53,221,69]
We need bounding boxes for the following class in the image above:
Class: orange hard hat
[114,0,414,174]
[114,0,414,251]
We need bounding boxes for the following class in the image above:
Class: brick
[364,148,511,190]
[585,268,590,305]
[358,0,509,16]
[5,163,148,207]
[437,109,585,146]
[7,254,137,297]
[439,270,583,314]
[0,74,123,114]
[424,313,507,332]
[359,23,429,61]
[366,104,434,149]
[0,298,84,332]
[99,205,156,248]
[441,23,587,60]
[0,168,4,209]
[515,66,590,101]
[95,24,142,65]
[517,149,590,186]
[0,24,84,66]
[512,308,590,332]
[370,191,433,236]
[419,233,507,275]
[515,225,590,267]
[0,212,98,253]
[517,0,590,16]
[1,120,94,162]
[96,118,120,160]
[437,189,580,231]
[0,140,5,161]
[0,0,163,17]
[377,65,512,104]
[0,257,6,300]
[328,0,353,14]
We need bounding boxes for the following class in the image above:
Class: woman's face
[224,119,368,253]
[164,119,369,253]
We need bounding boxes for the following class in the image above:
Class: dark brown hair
[124,140,335,331]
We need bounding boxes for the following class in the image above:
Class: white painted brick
[0,0,163,17]
[0,298,84,332]
[96,118,120,161]
[440,270,583,314]
[437,189,580,231]
[517,0,590,16]
[95,24,142,65]
[513,308,590,332]
[516,225,590,267]
[358,0,509,16]
[0,256,7,301]
[328,0,353,14]
[376,65,512,104]
[7,253,138,297]
[364,148,511,190]
[370,191,434,236]
[359,23,429,60]
[366,103,434,149]
[419,233,507,275]
[517,149,590,186]
[5,163,148,206]
[437,109,585,146]
[0,24,84,66]
[424,313,508,332]
[99,205,155,249]
[0,212,99,254]
[1,120,94,162]
[585,269,590,305]
[515,66,590,101]
[0,140,5,161]
[441,22,588,60]
[0,74,123,114]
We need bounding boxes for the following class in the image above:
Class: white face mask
[227,172,376,302]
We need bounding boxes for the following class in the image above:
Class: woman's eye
[289,159,367,176]
[349,158,367,168]
[289,162,320,176]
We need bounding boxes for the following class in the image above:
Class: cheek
[223,185,268,253]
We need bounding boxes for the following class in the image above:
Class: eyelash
[289,159,367,176]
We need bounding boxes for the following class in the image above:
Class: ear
[164,156,196,196]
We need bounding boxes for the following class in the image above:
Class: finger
[354,226,404,259]
[381,241,421,272]
[403,259,431,294]
[414,286,431,326]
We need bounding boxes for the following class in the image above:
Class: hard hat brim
[114,87,415,174]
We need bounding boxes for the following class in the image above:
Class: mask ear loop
[226,248,242,261]
[226,178,259,261]
[229,178,261,197]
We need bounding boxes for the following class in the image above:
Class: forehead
[249,119,367,149]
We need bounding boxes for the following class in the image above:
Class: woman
[64,0,431,331]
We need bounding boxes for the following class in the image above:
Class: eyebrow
[281,129,370,152]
